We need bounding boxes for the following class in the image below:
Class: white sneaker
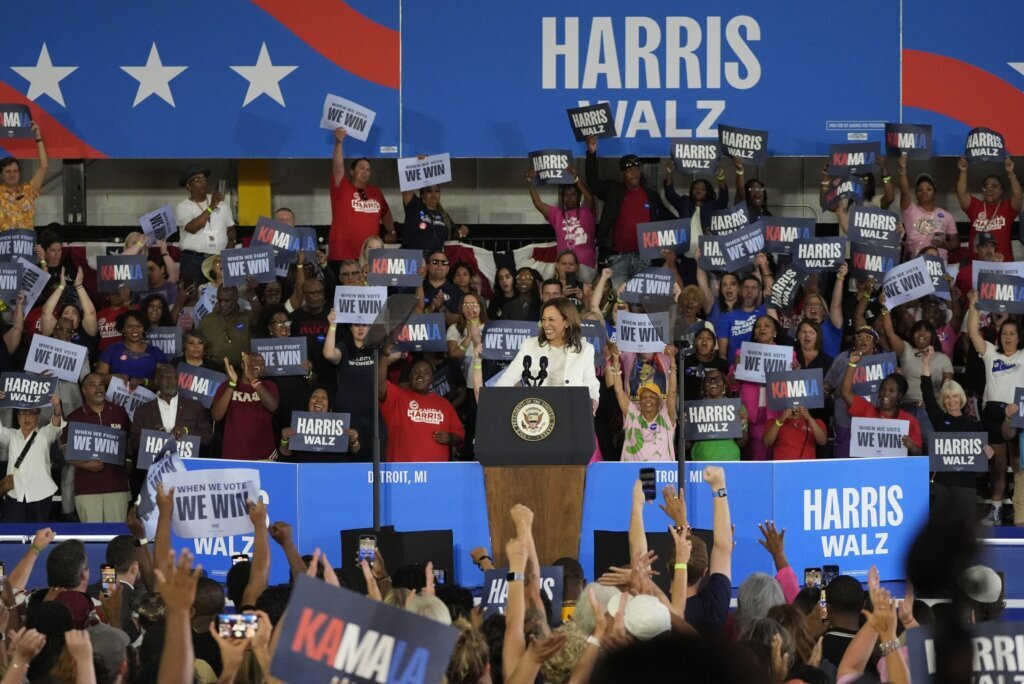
[981,505,1002,526]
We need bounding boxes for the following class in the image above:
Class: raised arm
[525,171,552,220]
[606,344,630,415]
[240,500,269,608]
[897,154,912,212]
[575,170,596,211]
[323,309,343,363]
[956,157,971,211]
[4,292,25,355]
[331,127,347,187]
[829,263,847,329]
[156,550,200,684]
[154,485,175,574]
[586,267,613,320]
[40,272,66,335]
[584,136,609,199]
[269,522,307,581]
[1006,156,1022,211]
[628,479,649,560]
[732,158,746,205]
[877,293,906,357]
[840,349,863,408]
[7,528,54,592]
[919,347,945,427]
[28,121,48,192]
[502,536,529,678]
[965,290,987,356]
[705,466,732,580]
[877,156,895,209]
[210,359,236,422]
[694,250,715,314]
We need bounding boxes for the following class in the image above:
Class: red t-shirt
[328,175,390,261]
[966,196,1017,260]
[772,419,826,460]
[379,381,464,462]
[62,402,131,495]
[849,396,923,450]
[612,187,650,254]
[219,380,280,460]
[97,305,128,351]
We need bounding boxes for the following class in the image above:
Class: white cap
[960,565,1002,604]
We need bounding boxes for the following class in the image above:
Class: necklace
[980,200,1003,230]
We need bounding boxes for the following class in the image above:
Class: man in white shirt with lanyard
[175,163,237,285]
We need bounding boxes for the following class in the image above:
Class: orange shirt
[0,183,40,230]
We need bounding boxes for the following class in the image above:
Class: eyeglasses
[463,302,480,308]
[429,259,449,266]
[704,376,724,385]
[516,274,534,280]
[340,270,361,277]
[271,320,292,327]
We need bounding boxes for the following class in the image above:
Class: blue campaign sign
[0,2,400,158]
[297,463,491,587]
[579,462,775,588]
[173,459,299,585]
[772,457,929,581]
[402,3,899,157]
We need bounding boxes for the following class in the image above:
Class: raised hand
[334,127,347,143]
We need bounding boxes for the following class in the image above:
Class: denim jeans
[607,253,642,290]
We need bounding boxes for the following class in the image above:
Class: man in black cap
[584,135,671,287]
[175,163,237,284]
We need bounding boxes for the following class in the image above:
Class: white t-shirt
[176,195,235,254]
[982,342,1024,405]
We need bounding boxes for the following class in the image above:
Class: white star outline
[120,43,187,107]
[230,42,297,107]
[10,43,78,107]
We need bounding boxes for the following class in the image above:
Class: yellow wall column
[237,159,271,226]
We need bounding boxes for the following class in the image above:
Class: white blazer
[497,337,601,404]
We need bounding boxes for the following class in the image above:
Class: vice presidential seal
[511,398,555,442]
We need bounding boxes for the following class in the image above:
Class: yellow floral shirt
[0,183,40,231]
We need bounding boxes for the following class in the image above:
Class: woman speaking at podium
[470,298,600,413]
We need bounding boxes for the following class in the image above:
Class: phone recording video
[357,535,376,564]
[639,468,657,501]
[804,567,822,588]
[822,564,840,587]
[433,568,447,585]
[101,564,117,595]
[218,613,259,639]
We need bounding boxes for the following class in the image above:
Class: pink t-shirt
[902,203,957,261]
[548,206,597,267]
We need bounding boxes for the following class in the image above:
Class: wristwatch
[506,572,525,582]
[713,488,728,498]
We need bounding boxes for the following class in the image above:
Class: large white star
[121,44,187,107]
[230,43,297,107]
[1010,62,1024,81]
[10,43,78,107]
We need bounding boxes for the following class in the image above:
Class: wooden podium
[476,387,594,566]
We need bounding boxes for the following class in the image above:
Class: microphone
[522,355,533,385]
[537,356,548,385]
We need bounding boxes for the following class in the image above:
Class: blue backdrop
[2,2,1021,157]
[579,459,929,588]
